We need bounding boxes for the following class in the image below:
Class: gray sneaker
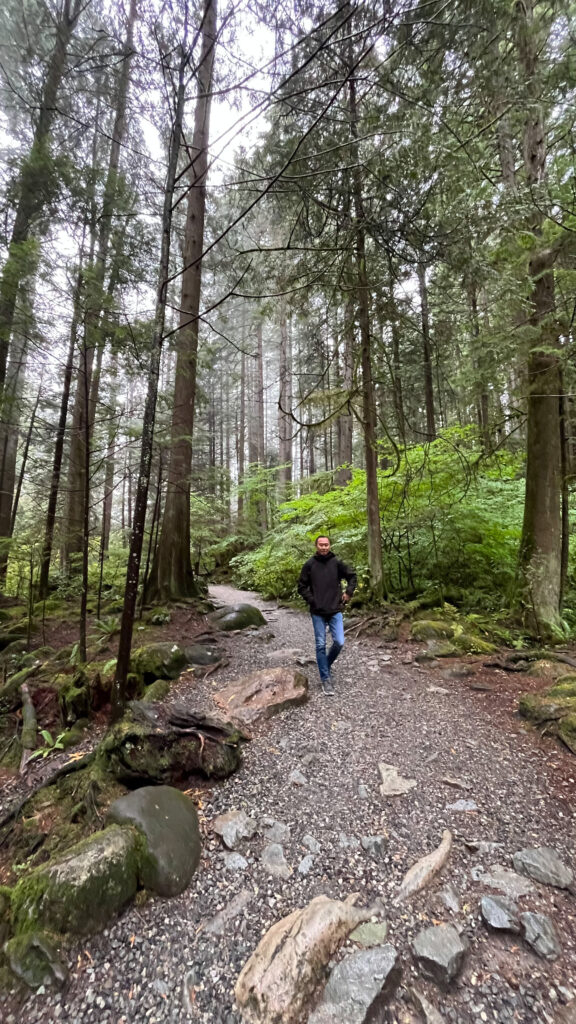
[321,677,335,695]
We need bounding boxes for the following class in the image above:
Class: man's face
[316,537,331,555]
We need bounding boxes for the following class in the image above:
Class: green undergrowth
[230,431,531,611]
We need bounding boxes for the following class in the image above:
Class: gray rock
[107,785,201,897]
[464,839,504,856]
[213,808,258,849]
[411,924,467,987]
[440,885,460,914]
[264,820,290,844]
[338,833,360,850]
[361,835,387,859]
[205,889,251,936]
[445,799,478,812]
[512,847,573,889]
[261,843,291,878]
[480,895,521,933]
[303,834,321,854]
[473,864,535,898]
[520,912,561,959]
[221,852,249,872]
[308,945,401,1023]
[298,854,315,876]
[5,931,68,989]
[268,648,304,665]
[288,769,308,786]
[408,987,447,1024]
[349,921,389,947]
[210,603,266,631]
[357,784,370,800]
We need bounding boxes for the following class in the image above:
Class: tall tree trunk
[335,293,354,485]
[0,0,82,394]
[516,0,562,635]
[417,262,436,442]
[0,310,29,586]
[349,61,383,597]
[112,43,187,718]
[237,343,246,521]
[277,300,292,498]
[63,0,137,570]
[147,0,217,602]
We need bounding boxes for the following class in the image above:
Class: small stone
[357,784,370,800]
[361,835,387,859]
[427,686,450,695]
[288,769,308,786]
[411,924,467,987]
[205,889,251,936]
[213,809,257,850]
[261,843,291,879]
[445,799,478,812]
[338,833,360,850]
[440,885,460,914]
[303,834,321,854]
[378,762,417,796]
[474,864,535,898]
[264,821,290,844]
[221,852,248,872]
[520,912,561,960]
[349,921,389,947]
[298,855,315,876]
[512,847,573,889]
[481,895,521,933]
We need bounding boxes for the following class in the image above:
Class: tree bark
[111,43,188,719]
[147,0,217,602]
[417,262,436,442]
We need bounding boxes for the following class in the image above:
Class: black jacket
[298,551,357,616]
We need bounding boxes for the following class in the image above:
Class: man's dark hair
[315,534,331,546]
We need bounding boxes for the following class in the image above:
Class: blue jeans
[311,612,345,682]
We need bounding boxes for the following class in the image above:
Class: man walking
[298,535,357,695]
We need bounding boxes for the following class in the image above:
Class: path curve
[3,585,576,1024]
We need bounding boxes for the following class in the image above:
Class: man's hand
[341,593,350,604]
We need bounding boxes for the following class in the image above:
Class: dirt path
[3,585,576,1024]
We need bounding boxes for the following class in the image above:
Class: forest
[0,0,575,710]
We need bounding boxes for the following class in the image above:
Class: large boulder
[130,642,188,684]
[130,641,220,685]
[210,603,266,631]
[235,895,372,1024]
[107,786,201,897]
[10,825,139,937]
[214,667,308,726]
[96,703,244,785]
[411,924,467,987]
[411,621,454,641]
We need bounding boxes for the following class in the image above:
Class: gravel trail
[3,584,576,1024]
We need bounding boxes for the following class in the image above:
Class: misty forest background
[1,0,576,705]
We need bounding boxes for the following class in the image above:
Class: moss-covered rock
[11,825,140,937]
[451,633,496,655]
[210,603,266,631]
[4,930,68,989]
[60,719,90,750]
[547,676,576,698]
[96,710,242,785]
[518,693,576,724]
[58,670,90,725]
[130,642,188,684]
[526,659,569,680]
[0,664,39,714]
[410,620,455,641]
[142,679,171,703]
